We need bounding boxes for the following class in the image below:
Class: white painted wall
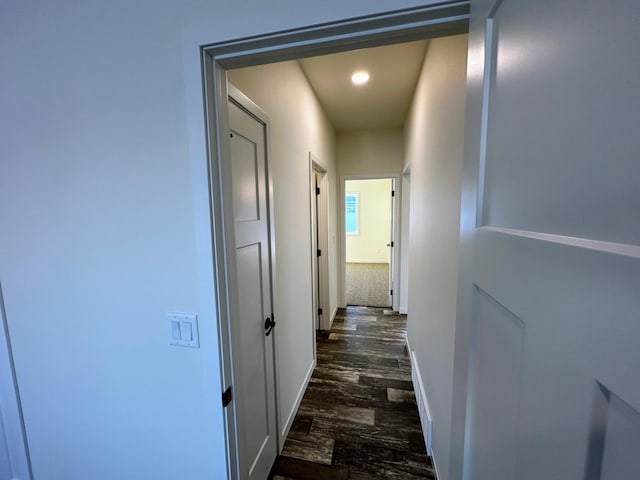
[227,62,337,438]
[336,129,404,177]
[345,179,392,263]
[0,0,448,478]
[404,34,468,480]
[0,3,227,479]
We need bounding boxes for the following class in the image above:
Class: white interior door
[228,97,278,480]
[310,157,330,330]
[388,179,395,308]
[455,1,640,479]
[312,171,321,330]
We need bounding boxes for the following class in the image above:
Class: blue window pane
[345,194,358,234]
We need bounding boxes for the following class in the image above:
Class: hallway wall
[337,129,404,177]
[404,34,468,480]
[228,62,338,440]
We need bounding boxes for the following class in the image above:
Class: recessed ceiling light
[351,71,370,86]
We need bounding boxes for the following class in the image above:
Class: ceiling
[299,40,429,132]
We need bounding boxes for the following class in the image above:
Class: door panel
[228,98,277,480]
[231,134,260,223]
[235,244,269,452]
[466,287,523,480]
[480,0,640,246]
[0,285,30,480]
[0,417,12,480]
[458,1,640,479]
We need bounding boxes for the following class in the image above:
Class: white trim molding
[280,359,316,445]
[406,336,433,459]
[410,350,433,456]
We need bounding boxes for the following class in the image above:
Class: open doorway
[344,178,394,307]
[200,5,469,478]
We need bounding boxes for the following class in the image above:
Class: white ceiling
[299,40,429,132]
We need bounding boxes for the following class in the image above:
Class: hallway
[270,307,434,480]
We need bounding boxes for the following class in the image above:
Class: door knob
[264,315,276,336]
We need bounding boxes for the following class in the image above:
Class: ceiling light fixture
[351,70,370,86]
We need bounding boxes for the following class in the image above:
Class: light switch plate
[167,312,199,348]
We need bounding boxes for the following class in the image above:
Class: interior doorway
[344,178,394,307]
[199,4,469,478]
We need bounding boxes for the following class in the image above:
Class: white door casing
[228,92,278,480]
[452,1,640,479]
[310,170,321,330]
[340,174,401,309]
[399,169,411,315]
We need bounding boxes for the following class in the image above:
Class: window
[345,193,359,235]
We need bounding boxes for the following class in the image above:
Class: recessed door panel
[235,243,270,470]
[230,134,260,223]
[466,286,523,480]
[480,0,640,245]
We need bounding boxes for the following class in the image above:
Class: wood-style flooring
[269,306,435,480]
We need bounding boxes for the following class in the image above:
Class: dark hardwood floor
[269,306,435,480]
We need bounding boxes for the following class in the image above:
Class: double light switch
[168,313,199,347]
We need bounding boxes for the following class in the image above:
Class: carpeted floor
[269,306,434,480]
[346,263,390,307]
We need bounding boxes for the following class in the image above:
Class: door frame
[399,164,411,315]
[309,154,331,332]
[340,174,400,310]
[199,3,470,478]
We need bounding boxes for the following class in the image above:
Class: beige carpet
[345,262,390,307]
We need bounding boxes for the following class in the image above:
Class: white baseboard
[431,446,441,480]
[330,306,338,328]
[280,359,315,445]
[406,337,433,457]
[399,306,408,314]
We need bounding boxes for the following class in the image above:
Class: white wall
[345,179,392,263]
[404,34,468,480]
[0,3,226,479]
[227,61,337,438]
[337,129,404,177]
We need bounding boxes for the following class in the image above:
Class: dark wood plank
[270,307,433,480]
[270,456,348,480]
